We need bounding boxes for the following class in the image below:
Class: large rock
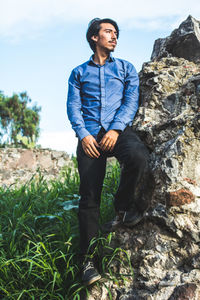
[134,56,200,207]
[151,15,200,63]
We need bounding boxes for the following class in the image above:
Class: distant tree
[0,91,41,148]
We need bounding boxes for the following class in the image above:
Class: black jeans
[76,126,153,256]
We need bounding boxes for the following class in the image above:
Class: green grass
[0,159,133,299]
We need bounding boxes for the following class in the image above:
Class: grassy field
[0,159,133,299]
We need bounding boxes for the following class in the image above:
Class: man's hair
[86,18,119,53]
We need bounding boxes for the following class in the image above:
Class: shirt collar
[89,54,115,66]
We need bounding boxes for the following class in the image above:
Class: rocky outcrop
[135,57,200,207]
[88,16,200,300]
[151,15,200,63]
[0,148,73,186]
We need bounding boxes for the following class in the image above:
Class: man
[67,18,152,285]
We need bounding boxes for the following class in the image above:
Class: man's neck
[93,49,110,66]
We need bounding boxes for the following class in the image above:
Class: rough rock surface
[87,16,200,300]
[151,15,200,63]
[0,148,73,187]
[135,57,200,207]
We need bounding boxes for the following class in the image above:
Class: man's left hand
[99,130,120,152]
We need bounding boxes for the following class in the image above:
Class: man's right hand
[81,135,100,158]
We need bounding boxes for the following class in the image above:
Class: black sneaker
[122,210,144,227]
[82,260,101,286]
[101,211,124,233]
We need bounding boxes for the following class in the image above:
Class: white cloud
[38,130,77,155]
[0,0,199,40]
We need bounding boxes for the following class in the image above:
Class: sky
[0,0,200,155]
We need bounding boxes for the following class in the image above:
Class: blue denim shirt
[67,55,139,140]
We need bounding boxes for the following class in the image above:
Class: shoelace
[122,211,127,222]
[83,261,93,273]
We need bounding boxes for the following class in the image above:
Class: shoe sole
[123,216,143,227]
[83,274,101,286]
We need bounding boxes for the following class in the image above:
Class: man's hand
[99,130,120,152]
[81,135,100,158]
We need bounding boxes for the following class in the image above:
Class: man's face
[92,23,117,53]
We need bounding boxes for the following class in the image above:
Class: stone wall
[0,148,73,187]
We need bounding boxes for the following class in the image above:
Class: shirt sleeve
[108,62,139,132]
[67,69,90,140]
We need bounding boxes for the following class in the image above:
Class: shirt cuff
[76,128,91,141]
[108,121,126,132]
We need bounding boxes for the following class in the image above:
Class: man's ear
[91,35,98,42]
